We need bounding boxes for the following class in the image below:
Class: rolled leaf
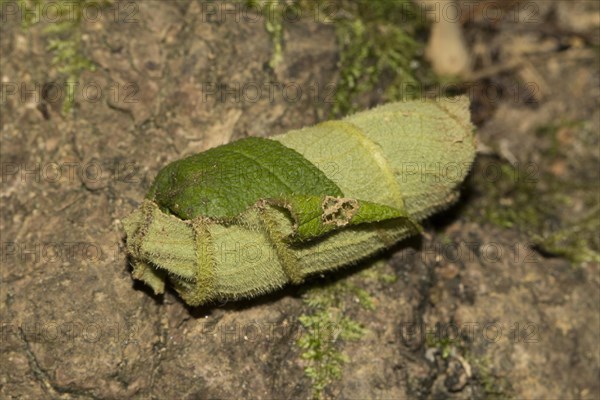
[123,96,476,306]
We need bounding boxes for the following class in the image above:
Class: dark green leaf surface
[148,137,344,220]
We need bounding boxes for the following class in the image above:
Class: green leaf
[148,137,343,219]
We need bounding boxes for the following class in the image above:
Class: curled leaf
[124,96,476,306]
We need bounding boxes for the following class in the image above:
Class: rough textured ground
[1,1,599,399]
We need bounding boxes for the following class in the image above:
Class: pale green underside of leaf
[274,96,476,220]
[124,200,418,305]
